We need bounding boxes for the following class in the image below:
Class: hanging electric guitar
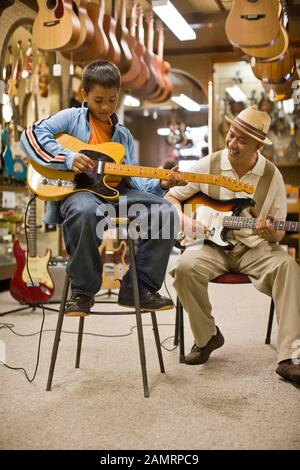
[10,196,54,304]
[26,134,254,202]
[100,234,128,290]
[182,192,299,250]
[5,40,27,182]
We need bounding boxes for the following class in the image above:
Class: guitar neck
[104,163,243,190]
[27,198,37,257]
[223,216,300,232]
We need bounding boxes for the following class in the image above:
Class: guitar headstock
[215,175,254,194]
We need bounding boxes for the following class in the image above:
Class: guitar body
[183,192,255,250]
[262,69,299,101]
[63,0,95,54]
[27,137,126,201]
[225,0,280,48]
[67,1,108,64]
[103,12,121,65]
[100,240,128,289]
[252,48,295,84]
[33,0,81,51]
[132,48,160,98]
[115,14,133,75]
[10,240,54,304]
[242,20,289,62]
[123,39,149,89]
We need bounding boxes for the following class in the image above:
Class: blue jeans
[59,190,178,296]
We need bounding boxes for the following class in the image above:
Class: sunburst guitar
[27,134,254,202]
[10,197,54,304]
[182,192,299,250]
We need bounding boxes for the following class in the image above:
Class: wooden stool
[46,221,165,397]
[174,272,275,363]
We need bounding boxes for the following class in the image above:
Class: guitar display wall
[225,0,299,102]
[30,0,173,104]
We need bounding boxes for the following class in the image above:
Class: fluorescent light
[171,94,202,111]
[124,95,140,107]
[152,0,196,41]
[157,128,170,136]
[225,85,247,102]
[282,98,294,114]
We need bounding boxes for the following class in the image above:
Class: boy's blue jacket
[21,105,165,224]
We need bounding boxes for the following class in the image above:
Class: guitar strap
[249,159,275,218]
[207,150,223,199]
[208,150,276,217]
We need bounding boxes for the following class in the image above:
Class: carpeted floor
[0,254,299,450]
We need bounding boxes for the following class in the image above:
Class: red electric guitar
[10,196,54,304]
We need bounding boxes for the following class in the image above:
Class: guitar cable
[0,194,46,382]
[0,211,179,381]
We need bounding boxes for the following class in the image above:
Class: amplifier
[48,257,68,302]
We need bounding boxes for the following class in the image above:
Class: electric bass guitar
[10,196,54,304]
[182,192,299,250]
[27,134,254,202]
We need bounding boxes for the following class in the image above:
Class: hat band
[235,117,267,140]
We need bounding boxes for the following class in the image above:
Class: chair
[174,272,275,363]
[46,220,165,398]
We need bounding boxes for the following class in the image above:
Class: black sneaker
[64,293,94,317]
[185,326,225,365]
[118,282,173,311]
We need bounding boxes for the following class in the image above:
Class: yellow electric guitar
[27,134,254,202]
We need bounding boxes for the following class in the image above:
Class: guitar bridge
[43,20,60,27]
[240,14,266,20]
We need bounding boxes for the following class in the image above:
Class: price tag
[2,191,16,208]
[53,63,61,77]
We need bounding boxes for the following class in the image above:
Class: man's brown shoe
[276,360,300,385]
[185,326,225,365]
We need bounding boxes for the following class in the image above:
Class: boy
[21,60,185,316]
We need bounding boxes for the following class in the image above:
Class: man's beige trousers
[170,242,300,363]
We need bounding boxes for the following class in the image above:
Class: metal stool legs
[265,299,275,345]
[174,297,185,363]
[46,235,165,397]
[46,272,70,391]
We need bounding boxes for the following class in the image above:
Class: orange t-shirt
[88,114,113,144]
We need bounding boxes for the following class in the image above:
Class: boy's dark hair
[82,60,121,93]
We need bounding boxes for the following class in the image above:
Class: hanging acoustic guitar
[26,134,254,202]
[181,191,298,250]
[225,0,280,48]
[10,196,54,304]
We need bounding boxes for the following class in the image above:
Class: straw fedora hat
[225,106,272,145]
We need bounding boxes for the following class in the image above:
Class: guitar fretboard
[27,198,37,257]
[223,216,300,232]
[104,163,253,194]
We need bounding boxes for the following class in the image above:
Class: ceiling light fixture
[152,0,196,41]
[157,128,170,136]
[225,85,247,102]
[171,94,204,112]
[124,95,140,107]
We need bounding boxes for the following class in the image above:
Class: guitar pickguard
[195,206,233,248]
